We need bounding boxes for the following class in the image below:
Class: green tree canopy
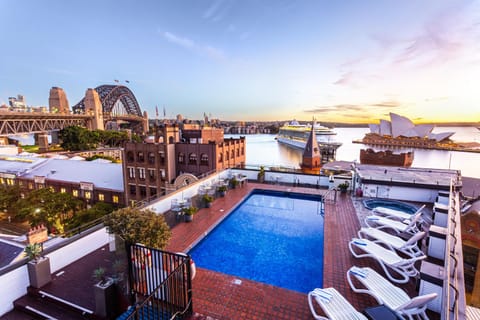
[0,184,21,214]
[104,207,171,250]
[16,188,82,233]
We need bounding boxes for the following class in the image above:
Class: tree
[16,188,82,233]
[104,207,171,250]
[59,126,97,151]
[0,184,21,215]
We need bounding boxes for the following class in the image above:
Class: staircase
[12,287,96,320]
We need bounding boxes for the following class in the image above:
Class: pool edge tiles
[188,189,325,294]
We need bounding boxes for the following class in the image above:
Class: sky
[1,0,479,123]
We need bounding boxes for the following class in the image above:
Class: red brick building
[123,124,245,205]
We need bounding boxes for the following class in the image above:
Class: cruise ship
[277,120,342,164]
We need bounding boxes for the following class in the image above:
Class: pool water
[189,190,324,293]
[363,199,418,214]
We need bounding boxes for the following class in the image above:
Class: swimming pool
[189,189,324,293]
[363,198,418,214]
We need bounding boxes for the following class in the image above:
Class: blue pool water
[363,199,418,214]
[189,190,324,293]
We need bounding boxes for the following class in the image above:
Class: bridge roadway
[0,111,145,136]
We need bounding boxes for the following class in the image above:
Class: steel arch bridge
[72,85,143,117]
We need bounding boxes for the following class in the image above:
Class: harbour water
[227,126,480,179]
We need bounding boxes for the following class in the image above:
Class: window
[73,189,79,197]
[148,169,155,181]
[85,191,91,199]
[28,182,34,190]
[38,184,44,189]
[160,169,166,180]
[159,151,165,165]
[140,186,147,197]
[128,167,135,179]
[148,152,155,164]
[98,194,105,201]
[18,180,24,187]
[178,153,185,164]
[219,153,223,163]
[189,153,197,165]
[226,152,229,161]
[138,168,146,180]
[150,187,157,197]
[241,147,244,155]
[129,185,136,195]
[7,179,15,186]
[237,149,240,157]
[127,151,134,163]
[200,153,209,165]
[137,152,144,162]
[113,195,119,204]
[231,150,235,159]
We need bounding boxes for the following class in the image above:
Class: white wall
[0,266,29,316]
[361,183,441,203]
[46,227,111,273]
[0,227,111,316]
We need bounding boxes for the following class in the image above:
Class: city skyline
[1,0,479,123]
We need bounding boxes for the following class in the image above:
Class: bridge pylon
[84,88,104,131]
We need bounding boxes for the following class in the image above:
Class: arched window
[178,153,185,164]
[200,153,208,165]
[189,153,197,165]
[127,151,134,163]
[137,151,144,162]
[219,153,223,163]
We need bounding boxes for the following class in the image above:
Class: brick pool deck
[167,183,421,320]
[1,182,433,319]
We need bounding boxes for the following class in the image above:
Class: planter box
[27,257,52,288]
[94,279,117,318]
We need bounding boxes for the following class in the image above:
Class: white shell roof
[369,112,453,142]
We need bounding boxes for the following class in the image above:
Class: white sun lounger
[358,227,426,258]
[365,212,423,237]
[373,204,425,222]
[307,287,368,320]
[349,238,426,283]
[347,266,437,320]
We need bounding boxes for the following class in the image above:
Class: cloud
[369,101,401,108]
[163,32,195,49]
[203,0,234,22]
[162,31,226,61]
[304,100,402,115]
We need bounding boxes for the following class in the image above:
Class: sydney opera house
[367,113,455,141]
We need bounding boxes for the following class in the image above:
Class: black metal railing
[121,244,193,320]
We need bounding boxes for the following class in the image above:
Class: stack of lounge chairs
[308,203,438,320]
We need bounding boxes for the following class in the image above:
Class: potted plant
[217,185,227,197]
[202,194,214,208]
[338,181,350,193]
[24,243,52,288]
[230,176,239,189]
[93,267,116,318]
[257,166,265,183]
[182,206,198,222]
